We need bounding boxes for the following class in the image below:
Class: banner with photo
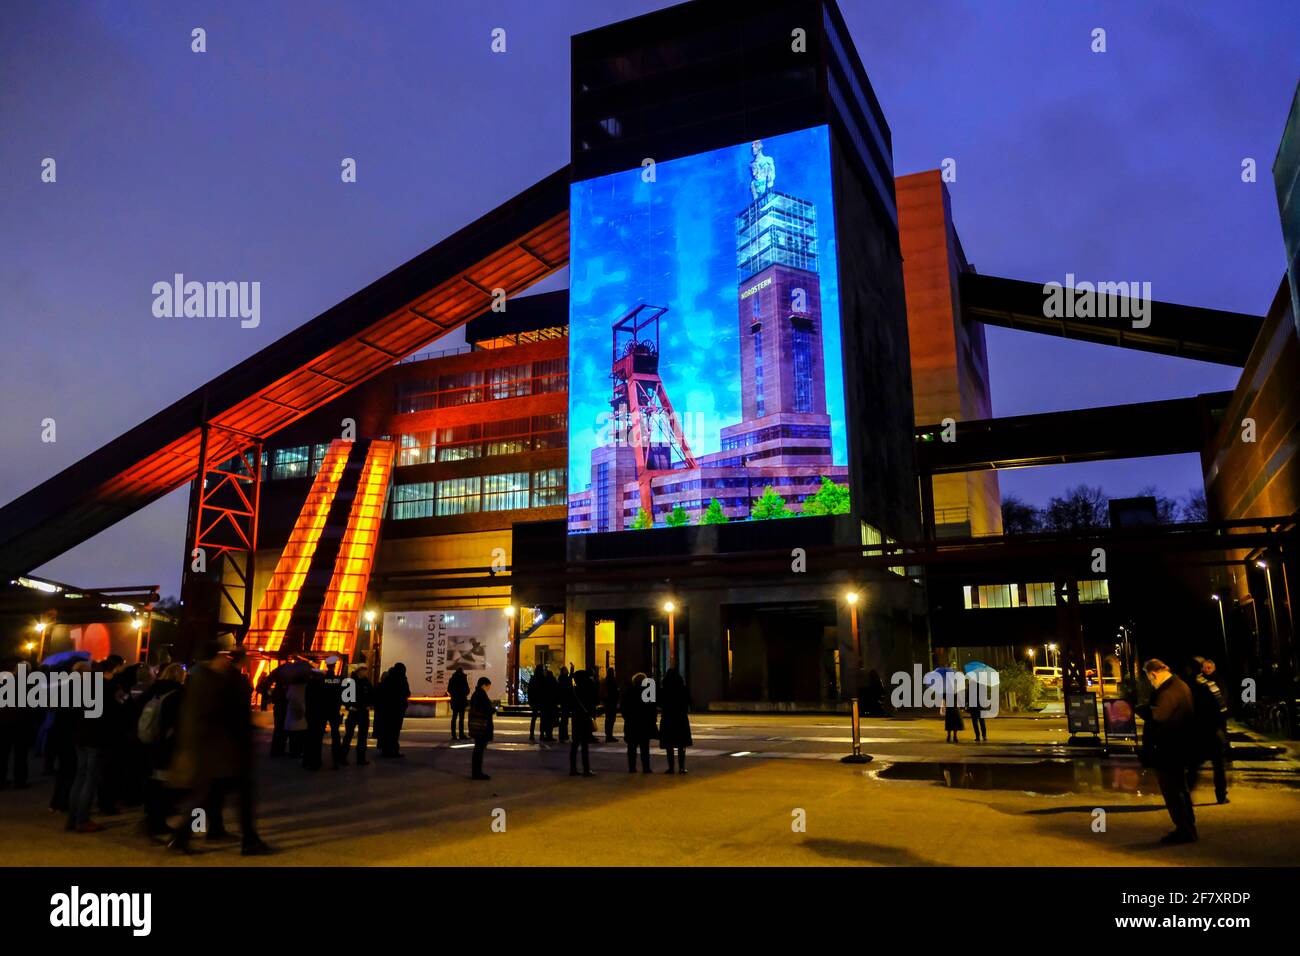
[381,609,510,701]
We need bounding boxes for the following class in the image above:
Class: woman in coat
[658,667,693,774]
[468,677,494,780]
[620,672,657,773]
[568,669,598,777]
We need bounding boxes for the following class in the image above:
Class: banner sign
[381,609,509,700]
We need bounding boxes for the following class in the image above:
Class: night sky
[2,1,1296,596]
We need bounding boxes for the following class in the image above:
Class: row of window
[721,423,831,451]
[962,580,1111,610]
[396,358,567,414]
[390,468,567,520]
[396,414,567,466]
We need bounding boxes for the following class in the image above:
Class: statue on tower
[749,140,776,199]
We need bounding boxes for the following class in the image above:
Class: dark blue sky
[2,0,1296,595]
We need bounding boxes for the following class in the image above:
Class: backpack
[137,690,176,744]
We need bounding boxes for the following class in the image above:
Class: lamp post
[1047,643,1058,669]
[1212,593,1228,659]
[662,600,676,671]
[840,589,871,764]
[34,621,47,663]
[1258,560,1279,659]
[503,605,519,704]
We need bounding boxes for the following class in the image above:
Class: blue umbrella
[41,649,90,668]
[963,660,996,673]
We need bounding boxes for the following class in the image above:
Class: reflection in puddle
[876,760,1162,796]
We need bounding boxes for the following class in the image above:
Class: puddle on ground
[875,757,1294,795]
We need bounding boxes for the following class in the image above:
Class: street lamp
[662,599,677,670]
[1212,593,1228,658]
[1257,559,1279,657]
[503,605,516,618]
[34,621,47,662]
[844,590,861,668]
[1047,642,1058,669]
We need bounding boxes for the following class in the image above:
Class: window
[486,364,530,401]
[437,370,483,407]
[1077,580,1110,604]
[1023,582,1055,607]
[532,413,567,450]
[483,417,531,457]
[271,446,310,481]
[397,432,435,467]
[435,477,481,516]
[531,468,566,507]
[437,424,482,461]
[391,482,435,520]
[483,473,529,512]
[792,323,814,413]
[532,358,568,394]
[973,585,1014,609]
[752,326,765,417]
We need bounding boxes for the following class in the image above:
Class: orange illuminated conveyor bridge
[0,165,568,650]
[245,439,394,659]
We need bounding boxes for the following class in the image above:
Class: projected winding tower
[610,304,698,517]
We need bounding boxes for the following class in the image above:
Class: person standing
[527,667,543,742]
[168,646,272,855]
[540,668,559,742]
[603,666,620,743]
[621,672,657,773]
[448,666,470,740]
[1189,657,1230,805]
[468,677,494,780]
[285,668,309,758]
[0,658,33,790]
[556,665,573,743]
[341,665,372,765]
[67,660,114,833]
[569,669,598,777]
[302,668,328,771]
[138,663,186,839]
[942,699,963,743]
[658,668,693,774]
[1138,658,1198,844]
[376,663,410,758]
[322,658,346,769]
[966,671,988,742]
[267,660,290,757]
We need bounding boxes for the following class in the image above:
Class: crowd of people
[465,663,694,779]
[0,644,272,854]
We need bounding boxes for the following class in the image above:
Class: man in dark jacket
[1189,657,1230,804]
[448,666,470,740]
[1137,658,1198,844]
[621,673,657,773]
[569,669,598,777]
[376,663,410,758]
[603,667,620,743]
[341,665,373,765]
[168,646,271,855]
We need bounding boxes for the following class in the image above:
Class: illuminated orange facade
[897,170,1002,537]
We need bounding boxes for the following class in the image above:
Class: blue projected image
[567,124,849,534]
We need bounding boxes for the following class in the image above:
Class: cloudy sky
[1,0,1296,595]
